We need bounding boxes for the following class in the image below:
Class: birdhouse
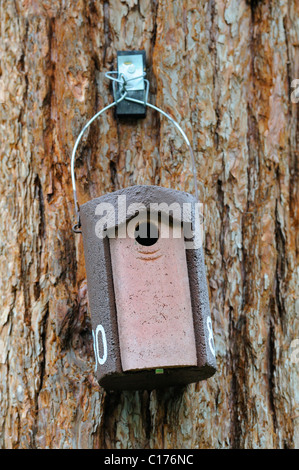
[80,185,216,390]
[71,51,217,390]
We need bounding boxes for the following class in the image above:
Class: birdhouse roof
[80,185,201,232]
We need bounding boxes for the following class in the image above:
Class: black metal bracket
[114,50,147,118]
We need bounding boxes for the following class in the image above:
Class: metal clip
[114,50,147,117]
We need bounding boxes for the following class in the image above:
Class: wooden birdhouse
[80,185,216,390]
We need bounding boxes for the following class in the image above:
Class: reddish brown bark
[0,0,298,448]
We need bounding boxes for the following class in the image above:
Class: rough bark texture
[0,0,298,449]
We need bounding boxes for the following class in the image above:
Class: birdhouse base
[99,364,216,391]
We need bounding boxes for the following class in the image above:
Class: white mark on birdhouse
[92,325,108,372]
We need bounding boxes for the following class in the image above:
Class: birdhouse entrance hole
[134,221,159,247]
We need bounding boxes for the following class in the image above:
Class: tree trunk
[0,0,298,449]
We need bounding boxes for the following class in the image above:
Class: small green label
[155,369,164,374]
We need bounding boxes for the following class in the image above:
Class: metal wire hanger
[71,70,199,233]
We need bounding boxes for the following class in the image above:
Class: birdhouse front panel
[109,216,198,372]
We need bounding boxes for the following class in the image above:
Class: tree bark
[0,0,298,449]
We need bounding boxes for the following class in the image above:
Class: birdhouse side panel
[186,246,217,373]
[80,206,122,382]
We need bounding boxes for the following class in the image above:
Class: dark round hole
[134,222,159,247]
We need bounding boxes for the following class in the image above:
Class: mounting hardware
[71,51,199,229]
[115,50,147,117]
[72,223,82,234]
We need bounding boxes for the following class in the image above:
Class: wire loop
[71,71,199,230]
